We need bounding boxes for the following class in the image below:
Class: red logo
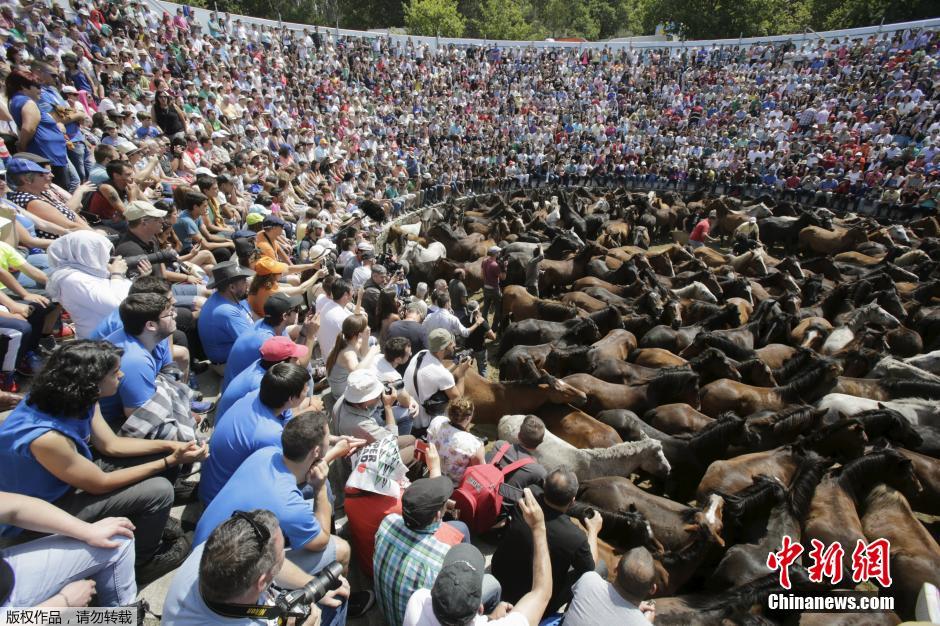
[767,537,893,588]
[766,535,804,589]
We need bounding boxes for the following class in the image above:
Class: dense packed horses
[385,187,940,623]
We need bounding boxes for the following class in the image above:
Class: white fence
[143,0,940,51]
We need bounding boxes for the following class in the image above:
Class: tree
[537,0,600,39]
[403,0,466,37]
[473,0,541,40]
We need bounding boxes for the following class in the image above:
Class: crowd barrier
[140,0,939,51]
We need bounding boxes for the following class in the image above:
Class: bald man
[563,547,658,625]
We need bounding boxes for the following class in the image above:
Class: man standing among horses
[481,246,506,331]
[690,210,719,249]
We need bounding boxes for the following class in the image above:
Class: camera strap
[201,595,286,622]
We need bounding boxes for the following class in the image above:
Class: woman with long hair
[0,340,208,585]
[325,314,380,398]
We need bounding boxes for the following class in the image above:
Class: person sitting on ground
[246,256,328,319]
[427,397,485,487]
[403,328,473,436]
[488,415,548,493]
[403,488,552,626]
[171,186,236,263]
[374,475,501,626]
[491,466,604,615]
[223,291,314,391]
[372,336,419,436]
[99,293,200,440]
[44,230,131,338]
[192,410,374,617]
[0,340,208,586]
[197,260,254,370]
[200,362,326,506]
[334,369,416,463]
[0,492,137,609]
[162,509,350,626]
[563,547,658,625]
[217,335,319,419]
[345,439,442,579]
[387,300,429,354]
[325,313,381,398]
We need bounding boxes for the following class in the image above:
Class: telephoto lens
[275,560,344,620]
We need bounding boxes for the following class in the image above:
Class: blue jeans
[68,141,91,183]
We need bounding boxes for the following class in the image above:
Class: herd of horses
[385,187,940,624]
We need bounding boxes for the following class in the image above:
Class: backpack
[452,443,534,534]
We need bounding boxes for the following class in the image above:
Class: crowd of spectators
[0,0,936,623]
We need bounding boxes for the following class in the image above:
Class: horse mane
[687,301,721,318]
[737,358,771,380]
[684,412,743,457]
[719,475,786,528]
[777,360,836,402]
[799,418,862,450]
[686,348,724,370]
[853,408,923,446]
[702,304,741,330]
[535,299,577,319]
[834,448,906,504]
[770,405,822,436]
[879,378,940,400]
[696,568,813,613]
[699,333,756,361]
[587,438,662,460]
[787,451,831,521]
[567,501,653,552]
[588,306,622,332]
[772,349,818,384]
[647,367,699,399]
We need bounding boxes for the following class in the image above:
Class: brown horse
[632,348,687,368]
[591,329,638,361]
[536,404,622,449]
[698,360,841,417]
[458,369,587,424]
[500,285,579,325]
[644,403,714,435]
[897,448,940,516]
[861,484,940,619]
[803,449,923,585]
[563,369,700,415]
[539,242,607,295]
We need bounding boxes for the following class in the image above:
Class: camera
[274,561,343,623]
[453,349,473,363]
[124,249,180,277]
[383,379,405,394]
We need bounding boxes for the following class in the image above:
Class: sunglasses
[231,510,270,547]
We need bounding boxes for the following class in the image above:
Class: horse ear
[836,411,849,421]
[877,402,886,409]
[628,503,638,512]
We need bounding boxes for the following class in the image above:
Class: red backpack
[452,443,534,534]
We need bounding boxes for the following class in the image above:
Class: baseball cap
[264,292,303,317]
[401,476,453,530]
[487,246,501,255]
[246,212,264,226]
[5,158,48,175]
[124,201,167,221]
[259,335,308,362]
[432,544,486,625]
[254,256,289,276]
[263,215,287,228]
[428,328,455,352]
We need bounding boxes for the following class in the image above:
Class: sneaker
[135,534,192,587]
[0,372,18,394]
[15,352,45,377]
[191,359,211,375]
[191,399,214,414]
[173,480,199,505]
[162,517,183,541]
[347,590,375,618]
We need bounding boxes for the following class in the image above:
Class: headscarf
[46,231,114,300]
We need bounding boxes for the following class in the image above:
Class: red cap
[259,336,308,362]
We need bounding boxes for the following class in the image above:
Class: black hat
[207,260,254,289]
[264,292,303,317]
[432,544,485,625]
[401,476,452,530]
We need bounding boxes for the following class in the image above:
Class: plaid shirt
[373,513,462,626]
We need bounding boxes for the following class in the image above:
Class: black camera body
[453,349,473,363]
[383,379,405,394]
[274,561,343,624]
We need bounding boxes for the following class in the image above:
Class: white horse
[816,393,940,429]
[904,349,940,376]
[497,414,671,481]
[867,357,940,385]
[820,303,901,355]
[671,281,719,304]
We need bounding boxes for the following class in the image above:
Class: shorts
[285,534,339,575]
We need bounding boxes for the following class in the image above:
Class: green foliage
[473,0,542,40]
[536,0,599,39]
[403,0,466,37]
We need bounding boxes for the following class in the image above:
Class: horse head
[685,494,725,547]
[540,371,588,407]
[637,439,671,479]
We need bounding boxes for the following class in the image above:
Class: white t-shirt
[351,265,372,290]
[374,356,403,383]
[403,350,455,429]
[403,588,528,626]
[317,297,351,359]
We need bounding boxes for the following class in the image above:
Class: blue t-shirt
[89,308,122,339]
[198,293,254,364]
[173,212,202,253]
[9,93,68,166]
[222,320,280,391]
[198,391,291,506]
[0,400,94,537]
[99,329,172,425]
[193,446,322,548]
[216,360,266,419]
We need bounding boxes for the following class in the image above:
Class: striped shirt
[373,514,463,626]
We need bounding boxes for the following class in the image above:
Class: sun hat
[246,212,264,226]
[124,201,167,221]
[344,369,384,404]
[254,256,289,276]
[207,260,254,289]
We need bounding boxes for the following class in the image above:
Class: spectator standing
[487,415,548,492]
[524,246,544,297]
[387,301,429,354]
[447,269,469,320]
[317,278,353,362]
[423,292,483,339]
[5,70,69,189]
[481,246,505,330]
[458,300,495,377]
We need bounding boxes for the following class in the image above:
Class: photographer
[403,328,474,436]
[163,509,349,626]
[423,292,483,340]
[373,336,418,436]
[334,369,416,463]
